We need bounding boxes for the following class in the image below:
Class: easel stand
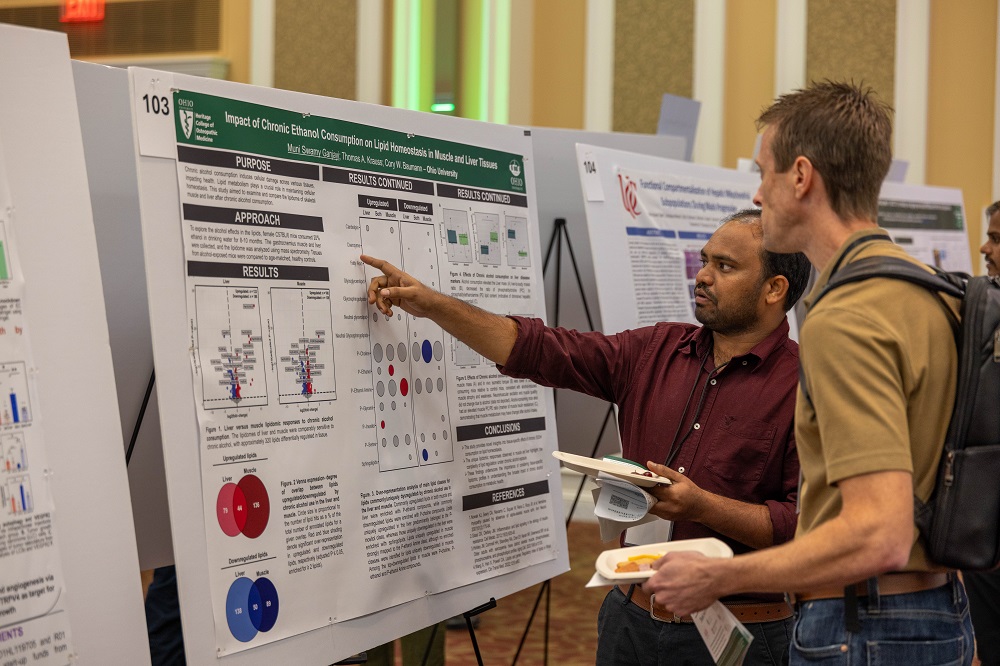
[510,218,615,666]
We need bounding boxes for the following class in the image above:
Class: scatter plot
[271,288,337,404]
[195,286,268,409]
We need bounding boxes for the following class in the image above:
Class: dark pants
[145,565,186,666]
[596,585,791,666]
[964,570,1000,665]
[790,575,973,665]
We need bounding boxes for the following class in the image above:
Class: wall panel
[806,0,895,104]
[613,0,694,134]
[274,0,356,99]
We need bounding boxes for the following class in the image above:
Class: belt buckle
[648,594,684,623]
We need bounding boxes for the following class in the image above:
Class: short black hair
[721,208,812,312]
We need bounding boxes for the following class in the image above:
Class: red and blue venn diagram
[216,475,269,538]
[226,576,279,642]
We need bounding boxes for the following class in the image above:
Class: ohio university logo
[618,173,639,218]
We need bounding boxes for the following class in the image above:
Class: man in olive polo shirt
[643,81,974,663]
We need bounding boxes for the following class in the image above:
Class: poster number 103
[142,93,170,116]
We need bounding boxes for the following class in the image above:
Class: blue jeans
[596,585,792,665]
[790,575,974,665]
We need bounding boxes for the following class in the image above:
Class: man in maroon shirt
[362,209,810,665]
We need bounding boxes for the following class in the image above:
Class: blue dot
[422,340,433,363]
[422,449,429,461]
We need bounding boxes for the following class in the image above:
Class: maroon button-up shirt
[500,316,800,555]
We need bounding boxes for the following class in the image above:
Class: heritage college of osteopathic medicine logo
[618,173,640,218]
[180,107,194,139]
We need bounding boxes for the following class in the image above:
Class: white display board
[0,24,149,665]
[575,144,763,335]
[530,128,686,463]
[72,60,173,571]
[130,69,567,664]
[877,182,972,273]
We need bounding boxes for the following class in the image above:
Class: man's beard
[693,284,759,335]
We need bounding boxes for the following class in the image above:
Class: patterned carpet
[443,520,608,666]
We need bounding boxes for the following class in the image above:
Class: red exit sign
[60,0,106,23]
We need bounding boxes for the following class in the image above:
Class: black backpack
[807,251,1000,570]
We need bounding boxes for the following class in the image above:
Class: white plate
[595,538,734,581]
[552,451,671,487]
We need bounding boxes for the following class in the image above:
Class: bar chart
[0,361,31,425]
[2,433,26,472]
[504,215,531,267]
[474,213,501,266]
[1,475,32,515]
[443,209,473,264]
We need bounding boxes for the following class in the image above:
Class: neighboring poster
[131,70,564,656]
[575,144,761,334]
[878,182,972,273]
[0,143,74,665]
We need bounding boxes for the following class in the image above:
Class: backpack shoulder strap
[800,256,965,410]
[810,256,966,311]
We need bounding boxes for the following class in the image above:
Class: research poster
[878,182,972,273]
[575,144,760,335]
[0,145,74,665]
[131,70,564,656]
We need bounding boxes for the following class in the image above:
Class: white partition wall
[0,25,149,666]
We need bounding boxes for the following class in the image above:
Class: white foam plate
[595,538,734,581]
[552,450,671,487]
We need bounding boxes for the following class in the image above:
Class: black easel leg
[462,598,495,666]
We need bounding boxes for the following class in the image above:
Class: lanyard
[662,352,730,469]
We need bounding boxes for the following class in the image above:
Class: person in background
[145,565,186,665]
[979,200,1000,277]
[966,199,1000,666]
[362,207,811,666]
[643,80,974,664]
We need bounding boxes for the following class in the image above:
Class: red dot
[380,421,385,429]
[400,378,408,396]
[388,365,395,376]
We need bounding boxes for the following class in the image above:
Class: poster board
[575,144,763,335]
[877,182,972,273]
[0,24,149,665]
[72,60,173,571]
[129,69,567,664]
[529,128,685,463]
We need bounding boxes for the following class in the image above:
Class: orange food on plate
[614,554,661,573]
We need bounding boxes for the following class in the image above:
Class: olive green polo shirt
[795,228,956,571]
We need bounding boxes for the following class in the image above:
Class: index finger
[360,254,397,275]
